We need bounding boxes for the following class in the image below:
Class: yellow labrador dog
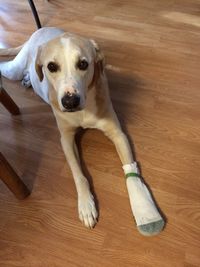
[0,27,164,236]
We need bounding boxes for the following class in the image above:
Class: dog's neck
[90,73,111,118]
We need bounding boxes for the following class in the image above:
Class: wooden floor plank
[0,0,200,266]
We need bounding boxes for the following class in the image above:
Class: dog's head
[35,34,104,112]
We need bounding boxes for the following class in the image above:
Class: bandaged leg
[123,162,165,236]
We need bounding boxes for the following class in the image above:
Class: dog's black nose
[61,93,80,110]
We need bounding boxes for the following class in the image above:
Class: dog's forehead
[60,35,93,55]
[41,34,95,63]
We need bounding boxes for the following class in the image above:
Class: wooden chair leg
[0,88,20,115]
[0,153,30,199]
[0,71,20,115]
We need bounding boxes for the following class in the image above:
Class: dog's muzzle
[61,92,80,112]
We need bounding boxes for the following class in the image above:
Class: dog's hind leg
[0,44,29,81]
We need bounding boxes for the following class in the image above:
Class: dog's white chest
[81,111,98,129]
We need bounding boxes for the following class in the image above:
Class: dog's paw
[78,192,98,229]
[22,72,31,88]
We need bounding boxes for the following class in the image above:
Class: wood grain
[0,0,200,266]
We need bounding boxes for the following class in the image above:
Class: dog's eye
[77,59,88,71]
[47,62,59,72]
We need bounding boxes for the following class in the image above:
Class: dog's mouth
[62,107,83,113]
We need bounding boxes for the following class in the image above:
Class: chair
[0,72,30,199]
[0,0,40,199]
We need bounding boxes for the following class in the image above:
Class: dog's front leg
[98,110,165,236]
[60,129,98,228]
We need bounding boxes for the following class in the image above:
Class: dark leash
[28,0,42,29]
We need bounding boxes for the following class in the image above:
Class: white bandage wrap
[123,162,162,226]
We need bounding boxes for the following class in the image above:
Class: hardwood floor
[0,0,200,266]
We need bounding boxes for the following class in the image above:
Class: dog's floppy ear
[35,46,44,82]
[89,40,105,88]
[90,39,105,72]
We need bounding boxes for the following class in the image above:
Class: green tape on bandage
[125,172,140,179]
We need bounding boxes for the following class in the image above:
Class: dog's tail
[0,44,25,56]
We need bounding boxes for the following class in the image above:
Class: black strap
[28,0,42,29]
